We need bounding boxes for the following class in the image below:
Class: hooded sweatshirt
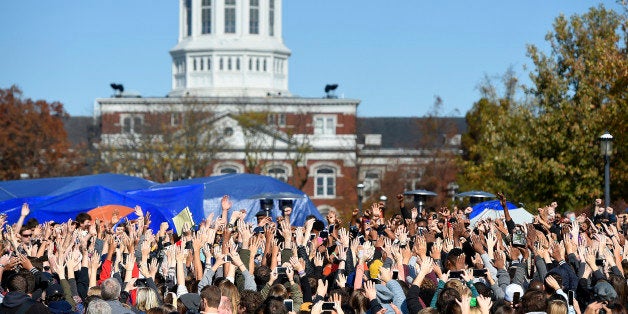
[0,291,51,314]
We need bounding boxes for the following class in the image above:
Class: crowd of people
[0,193,626,314]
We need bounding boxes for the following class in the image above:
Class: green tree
[461,5,628,210]
[0,86,81,179]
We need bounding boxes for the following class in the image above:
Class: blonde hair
[219,280,240,314]
[87,286,102,297]
[547,300,567,314]
[136,287,160,311]
[445,279,471,297]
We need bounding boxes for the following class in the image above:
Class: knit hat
[179,293,201,312]
[504,283,523,302]
[369,259,383,279]
[594,281,618,302]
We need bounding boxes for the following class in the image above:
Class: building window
[228,58,232,70]
[224,127,234,137]
[220,167,238,174]
[249,0,259,34]
[225,0,236,33]
[201,0,212,34]
[263,59,267,71]
[121,115,143,134]
[314,116,336,135]
[315,167,335,197]
[268,113,286,127]
[200,58,204,70]
[220,58,224,70]
[364,171,380,198]
[269,0,275,36]
[267,166,287,182]
[236,58,240,70]
[184,0,192,37]
[171,113,183,126]
[248,58,252,70]
[256,59,260,71]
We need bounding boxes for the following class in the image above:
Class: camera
[512,229,527,247]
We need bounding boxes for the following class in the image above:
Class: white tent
[469,200,534,227]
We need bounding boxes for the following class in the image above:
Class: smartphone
[472,269,487,277]
[449,271,463,279]
[512,292,520,305]
[358,235,365,245]
[253,226,265,234]
[283,299,293,312]
[568,290,574,306]
[276,267,287,274]
[223,256,232,263]
[329,224,335,234]
[320,231,329,238]
[310,233,316,241]
[596,259,604,266]
[392,270,399,280]
[322,302,335,311]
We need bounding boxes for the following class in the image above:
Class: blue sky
[0,1,620,117]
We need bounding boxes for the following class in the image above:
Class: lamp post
[357,183,365,216]
[599,131,613,208]
[379,195,388,208]
[447,182,459,203]
[403,190,437,218]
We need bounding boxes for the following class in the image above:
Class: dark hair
[75,212,92,225]
[254,266,271,288]
[520,290,547,313]
[7,273,28,293]
[201,285,222,309]
[239,290,264,314]
[436,288,460,312]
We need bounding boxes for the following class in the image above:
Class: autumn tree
[461,4,628,210]
[233,110,313,189]
[96,98,227,182]
[0,86,81,180]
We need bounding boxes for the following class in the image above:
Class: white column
[179,0,185,41]
[275,0,282,39]
[241,0,249,36]
[193,0,202,37]
[259,0,267,37]
[215,0,225,35]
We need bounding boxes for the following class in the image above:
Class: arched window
[315,167,335,197]
[267,167,287,182]
[364,171,381,197]
[220,167,237,174]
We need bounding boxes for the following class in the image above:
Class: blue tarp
[0,173,322,229]
[0,174,154,201]
[154,173,323,225]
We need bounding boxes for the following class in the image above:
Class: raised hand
[316,278,328,297]
[363,280,377,301]
[221,195,232,211]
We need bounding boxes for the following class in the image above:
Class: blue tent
[0,185,203,232]
[0,173,321,229]
[154,173,323,225]
[469,200,533,226]
[0,174,154,201]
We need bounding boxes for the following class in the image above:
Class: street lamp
[357,183,365,216]
[599,131,613,208]
[379,195,388,208]
[447,182,459,203]
[403,189,437,217]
